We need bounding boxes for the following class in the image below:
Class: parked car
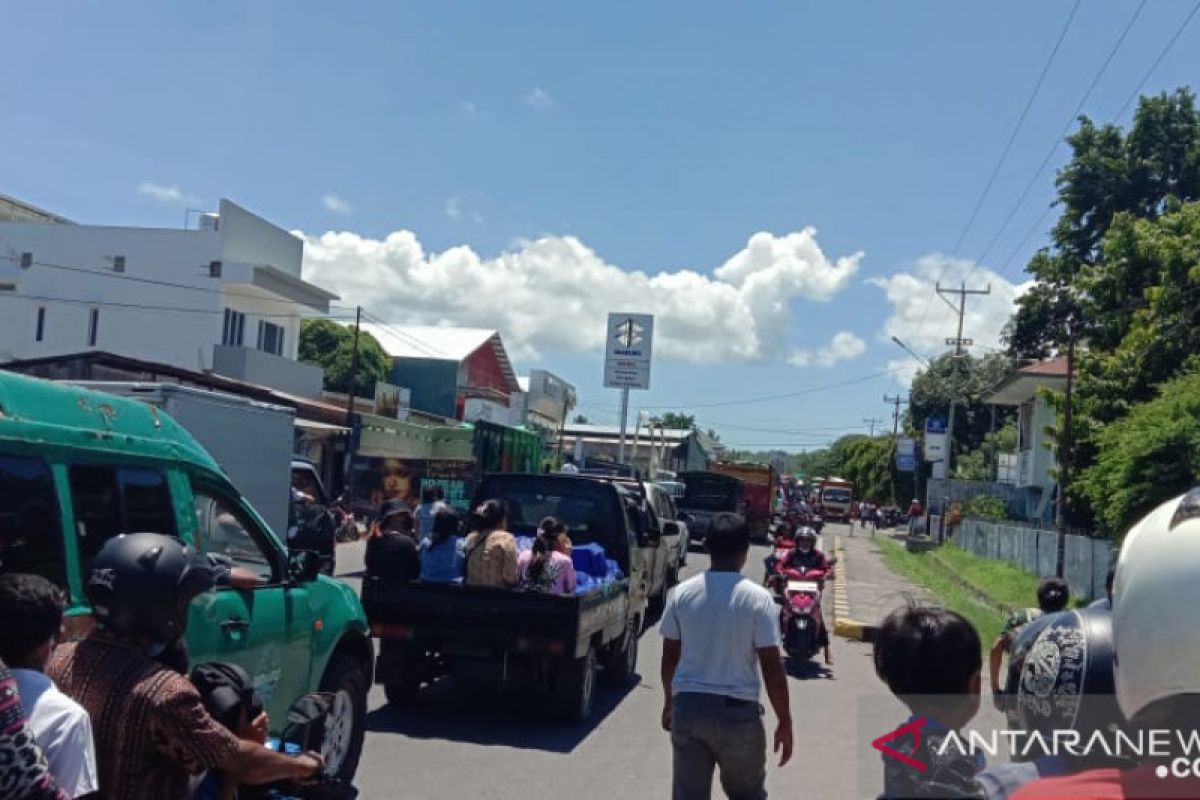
[585,475,676,603]
[0,372,373,780]
[363,473,653,722]
[645,482,689,576]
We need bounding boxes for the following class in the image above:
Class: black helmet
[85,532,217,644]
[1005,606,1125,764]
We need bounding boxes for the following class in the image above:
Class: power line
[965,0,1149,278]
[1113,0,1200,121]
[0,290,357,319]
[0,254,353,311]
[638,366,908,410]
[909,0,1081,344]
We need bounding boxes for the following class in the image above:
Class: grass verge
[929,543,1043,612]
[874,537,1007,645]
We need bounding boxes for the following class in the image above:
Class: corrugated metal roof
[362,324,497,361]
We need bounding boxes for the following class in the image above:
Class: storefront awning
[295,418,350,437]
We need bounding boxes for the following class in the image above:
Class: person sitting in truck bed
[419,508,465,583]
[365,500,421,585]
[517,517,577,595]
[462,499,518,589]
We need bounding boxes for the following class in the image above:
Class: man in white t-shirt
[660,512,792,800]
[0,573,98,798]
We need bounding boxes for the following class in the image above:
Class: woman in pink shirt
[517,517,577,594]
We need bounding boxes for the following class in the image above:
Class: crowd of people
[364,487,579,594]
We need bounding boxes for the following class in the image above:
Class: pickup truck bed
[363,578,629,660]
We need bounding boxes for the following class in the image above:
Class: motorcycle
[245,693,359,800]
[769,560,835,663]
[331,494,360,543]
[810,514,824,536]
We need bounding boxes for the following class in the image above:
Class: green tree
[298,319,392,398]
[1075,367,1200,538]
[953,421,1018,482]
[1007,89,1200,358]
[660,412,697,430]
[908,352,1014,461]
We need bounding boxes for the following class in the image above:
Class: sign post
[603,312,654,465]
[924,416,948,480]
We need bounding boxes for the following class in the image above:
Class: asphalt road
[336,524,909,799]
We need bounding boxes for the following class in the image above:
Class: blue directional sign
[925,416,947,434]
[895,453,917,472]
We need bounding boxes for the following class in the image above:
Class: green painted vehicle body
[0,371,371,732]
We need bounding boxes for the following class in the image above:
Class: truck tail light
[371,623,414,640]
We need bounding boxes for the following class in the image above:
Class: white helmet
[1112,489,1200,722]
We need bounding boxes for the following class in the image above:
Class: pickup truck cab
[363,473,651,721]
[0,373,372,779]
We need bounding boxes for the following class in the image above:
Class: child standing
[873,605,986,799]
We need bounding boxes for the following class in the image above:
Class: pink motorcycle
[771,564,833,663]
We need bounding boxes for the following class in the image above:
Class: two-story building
[985,356,1069,522]
[517,369,577,434]
[0,197,336,398]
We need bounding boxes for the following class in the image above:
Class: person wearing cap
[47,532,323,800]
[1012,489,1200,799]
[365,499,421,585]
[989,577,1069,711]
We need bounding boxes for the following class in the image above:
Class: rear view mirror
[288,550,322,583]
[828,556,839,566]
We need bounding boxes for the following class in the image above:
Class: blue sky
[4,1,1199,450]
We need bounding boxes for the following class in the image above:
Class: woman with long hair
[419,508,465,582]
[461,499,518,588]
[517,516,577,594]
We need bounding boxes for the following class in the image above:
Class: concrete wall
[0,222,223,366]
[954,517,1112,601]
[216,199,303,278]
[211,345,323,398]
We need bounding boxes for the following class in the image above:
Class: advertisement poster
[350,456,475,511]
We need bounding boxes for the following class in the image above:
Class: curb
[830,532,880,643]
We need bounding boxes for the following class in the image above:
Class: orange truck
[817,477,855,522]
[710,461,779,542]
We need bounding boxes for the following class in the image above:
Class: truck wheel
[555,648,597,723]
[380,640,421,707]
[318,651,368,780]
[602,618,640,685]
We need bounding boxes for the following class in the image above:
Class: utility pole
[883,394,908,438]
[344,305,362,430]
[1055,315,1077,578]
[863,417,884,436]
[936,281,991,478]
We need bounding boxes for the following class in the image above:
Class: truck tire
[602,617,640,685]
[318,651,368,781]
[380,640,421,707]
[554,647,597,723]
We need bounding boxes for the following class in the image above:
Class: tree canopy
[908,352,1014,460]
[298,319,392,398]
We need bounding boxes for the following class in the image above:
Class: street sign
[603,312,654,390]
[896,453,917,472]
[945,337,974,346]
[925,416,947,434]
[896,437,916,457]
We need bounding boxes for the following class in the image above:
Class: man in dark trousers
[660,512,792,800]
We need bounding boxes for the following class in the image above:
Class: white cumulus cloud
[137,181,197,205]
[323,195,353,214]
[788,331,867,367]
[297,227,862,364]
[524,87,553,108]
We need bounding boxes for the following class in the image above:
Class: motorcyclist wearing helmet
[988,577,1069,712]
[1012,489,1200,798]
[781,527,829,575]
[976,603,1126,799]
[47,533,323,800]
[778,528,832,665]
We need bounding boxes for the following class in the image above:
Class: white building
[518,369,577,434]
[0,197,336,397]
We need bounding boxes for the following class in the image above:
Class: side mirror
[288,550,322,583]
[663,521,681,538]
[827,556,839,566]
[678,513,694,525]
